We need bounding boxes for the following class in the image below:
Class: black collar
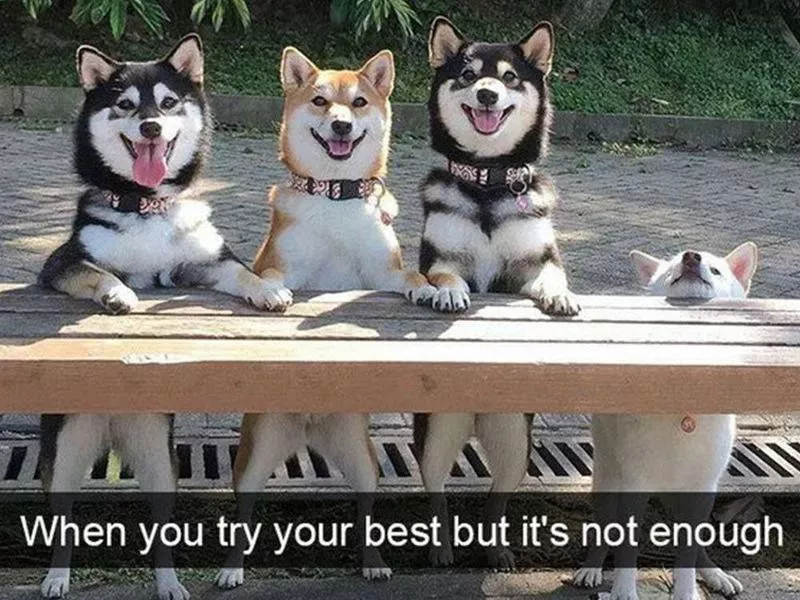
[95,189,175,215]
[448,160,536,195]
[290,173,385,201]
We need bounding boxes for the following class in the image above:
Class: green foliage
[70,0,169,39]
[330,0,421,42]
[190,0,251,33]
[4,0,252,39]
[0,0,798,121]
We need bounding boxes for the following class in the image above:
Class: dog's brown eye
[502,71,518,84]
[117,98,135,111]
[353,96,368,108]
[312,96,328,107]
[710,267,721,275]
[161,97,178,110]
[461,69,476,83]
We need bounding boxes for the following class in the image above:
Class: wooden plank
[4,285,800,314]
[4,294,800,326]
[1,313,799,346]
[0,338,799,414]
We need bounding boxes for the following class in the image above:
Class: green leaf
[212,0,224,31]
[190,0,207,24]
[109,0,128,39]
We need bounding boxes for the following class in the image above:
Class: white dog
[573,242,758,600]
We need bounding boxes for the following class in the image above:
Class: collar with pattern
[98,189,175,216]
[290,173,385,201]
[448,160,536,195]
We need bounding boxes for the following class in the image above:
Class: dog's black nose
[476,89,499,107]
[140,121,162,139]
[331,120,353,136]
[682,251,702,266]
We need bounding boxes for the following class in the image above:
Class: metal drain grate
[3,433,800,492]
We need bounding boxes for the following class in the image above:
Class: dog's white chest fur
[422,181,556,291]
[273,187,400,291]
[80,199,224,287]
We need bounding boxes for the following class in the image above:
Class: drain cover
[2,432,799,492]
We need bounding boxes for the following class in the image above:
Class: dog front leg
[427,268,471,313]
[374,266,437,307]
[519,250,580,316]
[48,259,138,315]
[198,254,293,312]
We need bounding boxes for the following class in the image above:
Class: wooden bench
[0,283,798,414]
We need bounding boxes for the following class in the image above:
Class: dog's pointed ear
[281,47,319,91]
[164,34,204,85]
[629,250,663,287]
[359,50,395,97]
[725,242,758,293]
[429,16,466,68]
[518,21,554,76]
[76,46,118,91]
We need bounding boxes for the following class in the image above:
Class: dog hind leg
[115,415,188,600]
[419,413,474,566]
[476,413,529,569]
[41,415,107,599]
[309,414,391,581]
[216,414,304,590]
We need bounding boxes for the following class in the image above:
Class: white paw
[431,287,470,313]
[362,566,392,581]
[699,568,743,595]
[573,566,604,588]
[155,569,190,600]
[41,570,70,598]
[429,543,454,566]
[487,546,515,570]
[99,284,138,315]
[537,289,580,316]
[407,283,437,306]
[215,567,245,590]
[248,282,293,312]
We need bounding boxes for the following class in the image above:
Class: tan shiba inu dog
[216,48,442,590]
[573,243,757,600]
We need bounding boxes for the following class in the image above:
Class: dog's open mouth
[311,129,367,160]
[462,105,514,135]
[121,134,178,188]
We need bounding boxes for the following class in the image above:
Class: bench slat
[1,338,799,413]
[4,296,800,326]
[1,313,798,346]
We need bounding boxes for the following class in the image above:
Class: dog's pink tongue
[472,109,503,134]
[132,139,168,188]
[328,139,353,157]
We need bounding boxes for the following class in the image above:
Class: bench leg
[309,414,391,581]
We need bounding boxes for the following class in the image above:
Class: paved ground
[1,120,799,433]
[1,122,800,597]
[3,571,800,599]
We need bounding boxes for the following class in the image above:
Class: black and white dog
[37,35,290,600]
[414,17,579,568]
